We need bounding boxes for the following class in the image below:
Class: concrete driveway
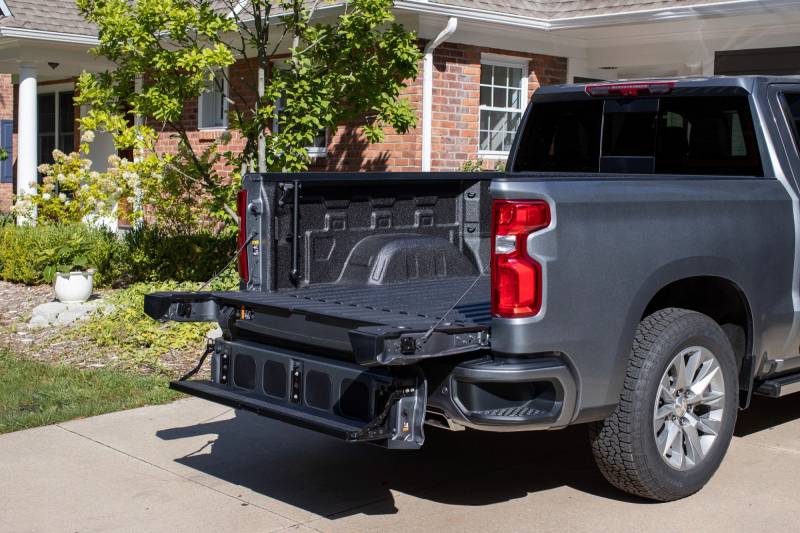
[2,394,800,533]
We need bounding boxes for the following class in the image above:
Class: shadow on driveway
[156,392,800,519]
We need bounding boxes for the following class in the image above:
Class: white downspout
[421,17,457,172]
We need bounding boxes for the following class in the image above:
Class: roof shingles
[0,0,734,38]
[0,0,97,36]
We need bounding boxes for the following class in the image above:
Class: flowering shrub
[12,135,158,224]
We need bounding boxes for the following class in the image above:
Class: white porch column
[17,63,37,223]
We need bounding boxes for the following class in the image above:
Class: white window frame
[478,54,529,159]
[271,60,328,158]
[198,69,229,131]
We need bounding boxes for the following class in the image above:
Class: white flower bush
[12,147,159,224]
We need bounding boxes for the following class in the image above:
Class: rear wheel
[589,308,738,501]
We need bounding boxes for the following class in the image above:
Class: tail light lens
[237,189,249,282]
[491,200,550,318]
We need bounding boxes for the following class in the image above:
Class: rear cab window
[512,91,764,177]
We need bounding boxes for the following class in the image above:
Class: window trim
[198,68,229,131]
[478,54,529,158]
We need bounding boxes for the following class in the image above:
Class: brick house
[2,0,800,215]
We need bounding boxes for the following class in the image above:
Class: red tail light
[585,81,674,97]
[237,189,249,283]
[491,200,550,318]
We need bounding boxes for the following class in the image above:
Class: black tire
[589,308,738,501]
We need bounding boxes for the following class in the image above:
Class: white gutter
[395,0,800,31]
[421,17,457,172]
[0,27,99,46]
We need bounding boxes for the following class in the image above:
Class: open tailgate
[145,277,490,366]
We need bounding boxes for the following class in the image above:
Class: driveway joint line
[196,406,235,425]
[54,423,301,525]
[735,437,800,456]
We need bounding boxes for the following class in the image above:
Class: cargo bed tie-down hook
[416,273,485,349]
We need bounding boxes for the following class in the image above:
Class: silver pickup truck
[146,76,800,501]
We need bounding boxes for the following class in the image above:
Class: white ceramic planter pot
[53,270,95,304]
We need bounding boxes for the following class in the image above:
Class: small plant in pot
[40,234,96,304]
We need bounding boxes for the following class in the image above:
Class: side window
[511,100,603,172]
[198,70,228,130]
[781,92,800,146]
[274,94,328,157]
[271,61,328,157]
[655,96,762,176]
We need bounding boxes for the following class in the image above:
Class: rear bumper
[429,356,577,431]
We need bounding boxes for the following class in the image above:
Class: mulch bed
[0,281,208,378]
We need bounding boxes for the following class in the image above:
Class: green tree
[76,0,421,228]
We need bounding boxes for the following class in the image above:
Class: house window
[198,70,228,130]
[274,94,327,156]
[38,90,75,167]
[479,59,527,155]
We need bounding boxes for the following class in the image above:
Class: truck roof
[537,75,800,98]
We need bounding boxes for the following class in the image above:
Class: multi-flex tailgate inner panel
[146,277,490,365]
[172,339,428,449]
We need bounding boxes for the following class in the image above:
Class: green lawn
[0,349,181,434]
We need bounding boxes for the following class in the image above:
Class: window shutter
[0,120,12,183]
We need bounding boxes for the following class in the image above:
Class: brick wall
[0,74,13,212]
[429,42,567,171]
[156,42,567,174]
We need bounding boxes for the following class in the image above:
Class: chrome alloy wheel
[653,346,726,471]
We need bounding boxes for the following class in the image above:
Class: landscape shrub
[0,224,122,286]
[70,271,238,372]
[119,225,236,284]
[0,223,235,287]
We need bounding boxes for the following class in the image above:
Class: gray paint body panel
[491,76,800,420]
[490,177,795,418]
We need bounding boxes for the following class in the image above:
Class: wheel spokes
[674,352,690,390]
[683,423,704,465]
[690,361,720,397]
[654,346,726,471]
[695,414,721,436]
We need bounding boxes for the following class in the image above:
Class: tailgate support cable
[416,273,484,349]
[197,231,256,292]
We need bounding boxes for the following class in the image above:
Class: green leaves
[77,0,422,231]
[77,0,235,129]
[36,233,95,283]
